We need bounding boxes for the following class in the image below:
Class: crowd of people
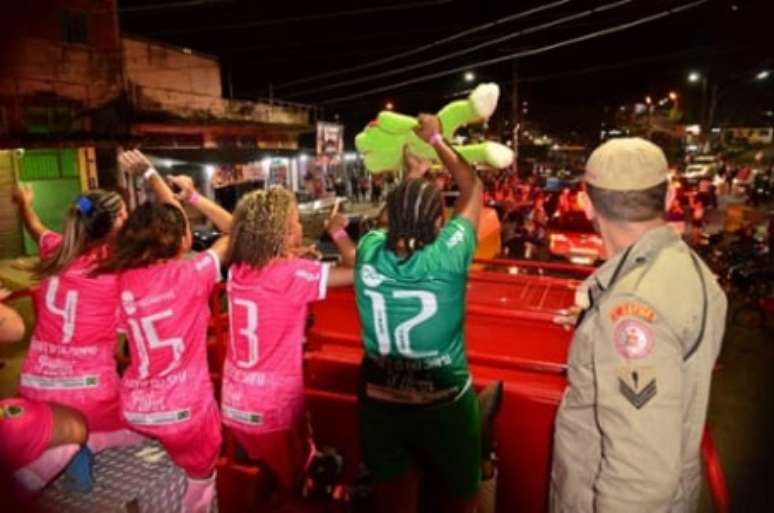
[0,118,758,513]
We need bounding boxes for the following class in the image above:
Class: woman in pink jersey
[0,292,88,497]
[207,184,354,498]
[12,185,143,455]
[96,150,233,513]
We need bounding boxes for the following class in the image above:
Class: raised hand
[11,185,33,207]
[168,175,196,202]
[413,113,442,144]
[324,199,349,235]
[118,149,154,176]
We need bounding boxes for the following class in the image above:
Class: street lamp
[645,95,652,105]
[756,70,770,80]
[668,91,678,101]
[688,71,701,83]
[385,101,394,111]
[464,71,476,82]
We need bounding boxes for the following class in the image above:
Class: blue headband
[75,196,94,216]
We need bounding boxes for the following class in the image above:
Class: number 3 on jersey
[364,290,438,358]
[229,297,259,368]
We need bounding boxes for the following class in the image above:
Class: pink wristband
[188,191,200,205]
[143,167,158,181]
[429,133,443,146]
[331,228,348,241]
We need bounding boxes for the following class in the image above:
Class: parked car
[546,210,606,266]
[682,155,719,183]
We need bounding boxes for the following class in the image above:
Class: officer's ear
[664,183,677,213]
[578,187,596,222]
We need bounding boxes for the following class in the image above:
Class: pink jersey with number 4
[221,258,329,434]
[19,231,124,432]
[117,251,220,433]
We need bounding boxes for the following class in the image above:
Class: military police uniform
[550,138,728,513]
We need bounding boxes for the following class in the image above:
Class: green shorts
[357,385,481,497]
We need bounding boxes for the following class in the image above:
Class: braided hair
[386,178,443,257]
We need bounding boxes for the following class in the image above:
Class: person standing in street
[551,138,727,513]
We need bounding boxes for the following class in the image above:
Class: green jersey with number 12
[354,216,477,405]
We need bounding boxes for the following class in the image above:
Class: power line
[274,0,573,91]
[151,0,453,36]
[318,0,708,105]
[285,0,635,99]
[119,0,230,13]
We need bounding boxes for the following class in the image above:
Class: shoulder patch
[608,302,657,323]
[613,319,654,360]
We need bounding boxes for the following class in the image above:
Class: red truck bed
[297,259,727,513]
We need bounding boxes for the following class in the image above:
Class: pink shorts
[229,422,309,491]
[128,401,222,478]
[0,398,53,471]
[20,383,125,433]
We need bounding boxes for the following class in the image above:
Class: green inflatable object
[355,83,514,173]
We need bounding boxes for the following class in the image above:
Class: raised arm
[12,185,49,244]
[168,175,233,233]
[414,114,483,229]
[322,200,355,288]
[324,200,356,268]
[0,286,25,343]
[118,150,180,208]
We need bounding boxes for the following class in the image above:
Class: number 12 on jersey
[363,290,438,358]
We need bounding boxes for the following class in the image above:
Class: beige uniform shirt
[550,225,727,513]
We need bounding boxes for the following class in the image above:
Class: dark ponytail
[35,190,123,279]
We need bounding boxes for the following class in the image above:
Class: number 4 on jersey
[45,277,77,343]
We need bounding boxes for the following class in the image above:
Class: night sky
[118,0,772,144]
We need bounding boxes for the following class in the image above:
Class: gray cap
[584,137,669,191]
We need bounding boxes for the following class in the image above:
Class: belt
[365,377,471,405]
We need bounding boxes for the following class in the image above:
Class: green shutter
[59,149,78,178]
[18,149,79,180]
[19,150,60,180]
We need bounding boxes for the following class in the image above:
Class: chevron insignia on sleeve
[617,367,657,409]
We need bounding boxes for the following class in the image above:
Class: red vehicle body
[6,263,727,512]
[547,211,607,265]
[289,259,727,512]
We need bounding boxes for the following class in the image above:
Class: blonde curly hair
[227,187,296,268]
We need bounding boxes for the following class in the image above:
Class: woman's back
[116,251,220,423]
[354,216,477,404]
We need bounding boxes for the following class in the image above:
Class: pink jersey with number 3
[19,231,124,432]
[221,258,329,434]
[117,251,220,431]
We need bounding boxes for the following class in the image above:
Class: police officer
[550,138,727,513]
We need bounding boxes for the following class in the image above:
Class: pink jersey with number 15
[221,258,329,434]
[117,251,220,430]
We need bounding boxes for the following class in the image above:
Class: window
[60,10,88,45]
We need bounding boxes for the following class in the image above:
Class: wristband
[188,191,200,205]
[143,167,158,181]
[330,228,348,242]
[429,133,443,146]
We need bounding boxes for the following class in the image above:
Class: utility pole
[510,59,519,170]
